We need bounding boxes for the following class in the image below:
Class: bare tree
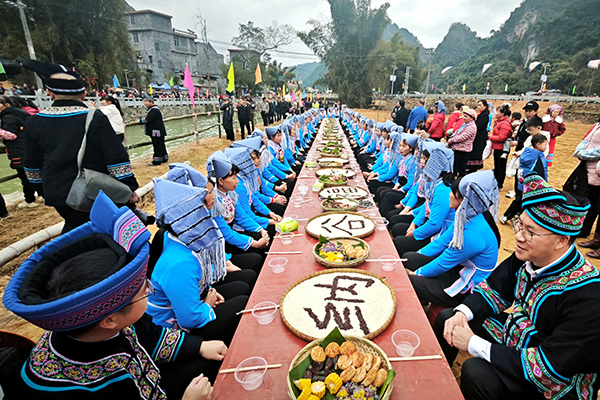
[232,21,296,61]
[194,9,211,92]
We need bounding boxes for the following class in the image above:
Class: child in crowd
[500,111,522,159]
[542,104,566,166]
[3,193,223,400]
[500,132,549,224]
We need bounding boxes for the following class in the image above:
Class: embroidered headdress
[3,192,150,331]
[521,173,590,236]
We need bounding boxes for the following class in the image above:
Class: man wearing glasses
[434,173,600,400]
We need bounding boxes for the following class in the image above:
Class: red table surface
[212,124,463,400]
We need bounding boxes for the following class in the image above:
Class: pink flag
[183,64,195,108]
[291,90,296,102]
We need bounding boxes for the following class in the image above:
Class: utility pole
[403,66,410,95]
[424,49,434,106]
[14,0,43,90]
[390,66,397,96]
[540,63,550,92]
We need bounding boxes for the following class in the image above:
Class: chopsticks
[236,304,280,315]
[388,355,442,362]
[275,233,304,238]
[266,251,302,255]
[219,364,282,374]
[365,258,407,262]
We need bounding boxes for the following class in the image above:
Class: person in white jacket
[90,95,126,146]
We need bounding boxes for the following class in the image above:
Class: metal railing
[8,94,218,109]
[377,93,600,104]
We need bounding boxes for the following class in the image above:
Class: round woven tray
[313,237,370,268]
[287,334,394,400]
[315,168,357,178]
[319,175,349,187]
[305,211,375,239]
[280,268,397,342]
[321,198,360,212]
[318,157,349,165]
[318,185,369,200]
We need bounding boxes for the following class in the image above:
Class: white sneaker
[499,216,508,225]
[505,190,516,199]
[18,201,39,209]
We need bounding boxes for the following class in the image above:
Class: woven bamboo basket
[315,168,357,179]
[305,211,375,239]
[318,186,369,200]
[317,157,349,166]
[280,268,397,343]
[286,334,394,400]
[319,175,349,187]
[313,237,370,268]
[320,198,360,212]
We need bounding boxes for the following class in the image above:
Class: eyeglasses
[511,218,555,242]
[125,279,155,307]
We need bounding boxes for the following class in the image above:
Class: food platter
[280,269,396,341]
[321,197,359,212]
[305,211,375,239]
[319,186,369,200]
[315,168,357,178]
[313,236,370,268]
[318,157,349,166]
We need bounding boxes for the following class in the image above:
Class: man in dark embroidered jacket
[19,59,139,233]
[435,173,600,400]
[140,95,168,166]
[3,193,224,400]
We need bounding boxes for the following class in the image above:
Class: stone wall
[123,103,220,124]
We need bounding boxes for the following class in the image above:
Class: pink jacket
[448,121,477,152]
[488,116,512,150]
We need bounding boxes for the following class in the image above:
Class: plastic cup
[298,185,309,197]
[287,214,299,220]
[292,197,304,208]
[379,255,397,271]
[234,356,268,391]
[376,219,389,231]
[269,257,288,274]
[252,301,278,325]
[280,232,294,245]
[391,330,420,357]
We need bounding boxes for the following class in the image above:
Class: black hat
[17,59,85,94]
[523,101,539,111]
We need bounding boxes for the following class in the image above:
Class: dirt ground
[0,110,595,364]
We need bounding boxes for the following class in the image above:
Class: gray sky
[127,0,524,66]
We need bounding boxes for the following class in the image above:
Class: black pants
[267,201,285,217]
[493,149,507,189]
[224,127,235,141]
[454,150,469,177]
[158,353,222,398]
[389,213,414,232]
[151,136,168,165]
[409,266,468,307]
[239,120,251,139]
[191,281,249,346]
[581,185,600,236]
[16,168,43,203]
[55,205,91,234]
[225,230,266,258]
[503,188,523,221]
[261,112,269,127]
[368,180,394,202]
[393,232,430,256]
[0,192,7,217]
[433,309,548,400]
[379,189,406,217]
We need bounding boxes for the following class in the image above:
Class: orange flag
[255,64,262,85]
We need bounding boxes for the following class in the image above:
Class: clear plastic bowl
[379,255,397,271]
[268,257,288,274]
[252,301,278,325]
[280,232,294,245]
[391,329,420,357]
[234,356,268,390]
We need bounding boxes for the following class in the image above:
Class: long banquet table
[212,119,463,399]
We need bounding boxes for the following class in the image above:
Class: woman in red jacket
[488,103,512,190]
[428,100,446,141]
[542,104,566,167]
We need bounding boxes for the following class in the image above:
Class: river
[0,114,221,195]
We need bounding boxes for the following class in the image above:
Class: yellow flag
[227,63,235,93]
[255,64,262,85]
[282,85,286,97]
[148,85,153,95]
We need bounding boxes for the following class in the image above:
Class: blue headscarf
[224,147,260,195]
[434,100,447,115]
